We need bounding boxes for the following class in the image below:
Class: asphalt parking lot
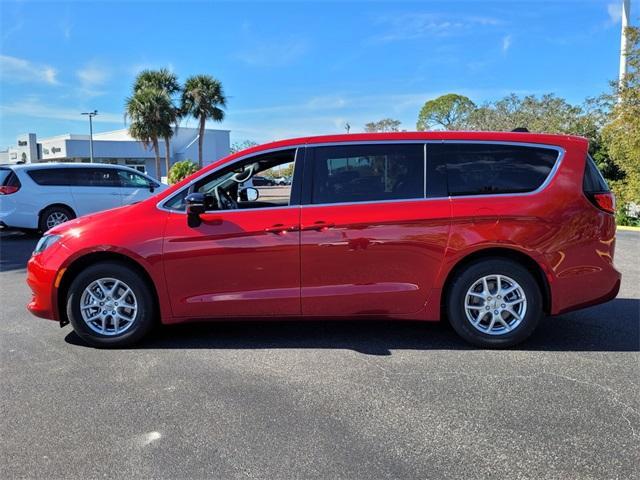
[0,230,638,479]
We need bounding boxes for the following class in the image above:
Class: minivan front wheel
[447,258,543,348]
[39,205,75,232]
[66,262,155,347]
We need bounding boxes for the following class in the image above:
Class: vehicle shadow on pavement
[64,297,639,354]
[0,230,39,272]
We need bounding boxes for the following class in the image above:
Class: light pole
[619,0,631,87]
[81,110,98,162]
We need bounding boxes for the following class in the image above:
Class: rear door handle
[301,221,335,232]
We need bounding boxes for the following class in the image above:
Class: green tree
[464,93,610,169]
[132,69,181,176]
[181,75,227,168]
[364,118,402,132]
[602,26,640,215]
[168,159,199,185]
[417,94,476,130]
[468,94,588,133]
[125,88,175,179]
[230,139,258,154]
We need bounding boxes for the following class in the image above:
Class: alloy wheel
[79,277,138,336]
[464,274,527,336]
[46,211,69,229]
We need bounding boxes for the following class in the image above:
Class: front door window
[163,149,297,212]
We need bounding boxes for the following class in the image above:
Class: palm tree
[125,88,174,179]
[181,75,226,168]
[133,69,180,175]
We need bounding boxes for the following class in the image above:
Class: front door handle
[301,221,335,232]
[265,224,298,235]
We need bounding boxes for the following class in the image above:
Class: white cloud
[236,38,308,67]
[607,2,622,24]
[0,55,59,85]
[502,34,512,53]
[369,13,502,43]
[0,99,122,124]
[77,64,107,86]
[75,61,112,98]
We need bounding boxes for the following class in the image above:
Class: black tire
[39,205,75,232]
[446,258,543,348]
[66,261,155,348]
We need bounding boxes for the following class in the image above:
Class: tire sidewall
[67,262,154,347]
[447,258,543,348]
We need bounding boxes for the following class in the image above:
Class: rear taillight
[0,185,19,195]
[583,155,614,214]
[588,192,616,214]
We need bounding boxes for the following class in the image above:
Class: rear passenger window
[429,143,560,196]
[74,168,120,187]
[311,144,424,204]
[28,169,71,186]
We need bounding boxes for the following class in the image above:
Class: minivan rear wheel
[66,262,155,348]
[39,205,75,232]
[447,258,543,348]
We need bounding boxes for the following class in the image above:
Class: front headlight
[33,234,61,255]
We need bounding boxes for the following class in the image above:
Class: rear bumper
[552,267,622,315]
[554,275,621,315]
[0,208,38,230]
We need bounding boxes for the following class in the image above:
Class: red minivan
[26,132,621,348]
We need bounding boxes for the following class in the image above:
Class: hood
[47,203,141,237]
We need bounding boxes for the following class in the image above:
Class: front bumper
[26,255,59,321]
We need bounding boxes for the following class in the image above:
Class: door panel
[117,169,157,205]
[163,207,300,318]
[70,168,123,216]
[300,199,450,316]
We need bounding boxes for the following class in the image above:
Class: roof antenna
[512,127,529,132]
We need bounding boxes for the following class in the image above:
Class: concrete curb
[617,225,640,232]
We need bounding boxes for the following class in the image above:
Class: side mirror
[239,187,259,202]
[149,182,157,193]
[186,192,206,227]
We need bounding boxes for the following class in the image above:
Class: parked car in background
[0,163,165,232]
[249,175,276,186]
[26,132,620,348]
[274,176,290,185]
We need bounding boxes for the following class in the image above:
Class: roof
[227,130,589,161]
[5,162,143,172]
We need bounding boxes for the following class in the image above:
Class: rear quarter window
[0,169,20,188]
[27,168,73,186]
[0,169,13,185]
[428,143,560,196]
[583,155,610,193]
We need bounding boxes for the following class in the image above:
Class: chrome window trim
[300,196,445,209]
[156,139,564,214]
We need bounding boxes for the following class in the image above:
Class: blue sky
[0,0,636,149]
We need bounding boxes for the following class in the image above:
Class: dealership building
[0,127,231,178]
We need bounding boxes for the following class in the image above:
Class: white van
[0,163,166,231]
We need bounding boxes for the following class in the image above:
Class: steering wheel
[214,186,238,210]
